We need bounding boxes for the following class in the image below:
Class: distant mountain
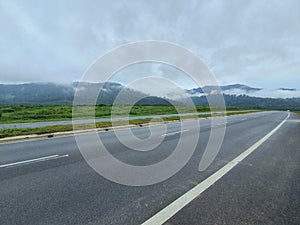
[186,84,300,99]
[278,88,296,91]
[189,95,300,111]
[0,82,299,110]
[186,84,262,96]
[0,82,176,106]
[221,84,262,91]
[0,83,74,105]
[184,84,300,110]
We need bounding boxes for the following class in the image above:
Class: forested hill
[0,82,299,110]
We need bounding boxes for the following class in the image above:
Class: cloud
[0,0,299,91]
[122,76,189,100]
[110,62,197,89]
[223,88,300,98]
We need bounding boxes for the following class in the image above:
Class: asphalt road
[0,111,299,225]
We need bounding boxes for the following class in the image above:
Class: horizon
[1,80,300,99]
[0,1,300,89]
[0,80,298,90]
[0,80,297,89]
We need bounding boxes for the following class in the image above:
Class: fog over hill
[0,82,299,110]
[0,82,176,106]
[185,84,300,99]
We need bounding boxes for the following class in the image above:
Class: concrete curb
[0,124,138,144]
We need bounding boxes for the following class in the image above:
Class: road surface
[0,111,299,225]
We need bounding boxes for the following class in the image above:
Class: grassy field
[0,110,260,139]
[0,105,245,124]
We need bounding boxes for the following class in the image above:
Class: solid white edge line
[0,154,69,168]
[161,129,189,137]
[142,112,290,225]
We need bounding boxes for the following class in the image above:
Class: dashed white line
[142,112,290,225]
[161,129,189,137]
[0,154,69,168]
[287,119,300,123]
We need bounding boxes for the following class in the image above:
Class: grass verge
[0,110,260,139]
[0,105,249,124]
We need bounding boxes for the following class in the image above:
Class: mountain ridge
[0,82,299,110]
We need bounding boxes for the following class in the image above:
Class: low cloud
[0,0,299,90]
[223,88,300,99]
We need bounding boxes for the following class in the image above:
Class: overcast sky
[0,0,300,89]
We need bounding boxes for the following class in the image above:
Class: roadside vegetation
[0,110,260,139]
[0,105,246,124]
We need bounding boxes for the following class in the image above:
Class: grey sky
[0,0,299,89]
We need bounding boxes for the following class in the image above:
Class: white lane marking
[287,119,300,123]
[142,112,290,225]
[214,122,227,126]
[161,129,189,137]
[0,154,69,168]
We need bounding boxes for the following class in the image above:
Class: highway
[0,111,299,225]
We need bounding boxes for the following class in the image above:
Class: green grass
[0,110,260,139]
[0,105,246,124]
